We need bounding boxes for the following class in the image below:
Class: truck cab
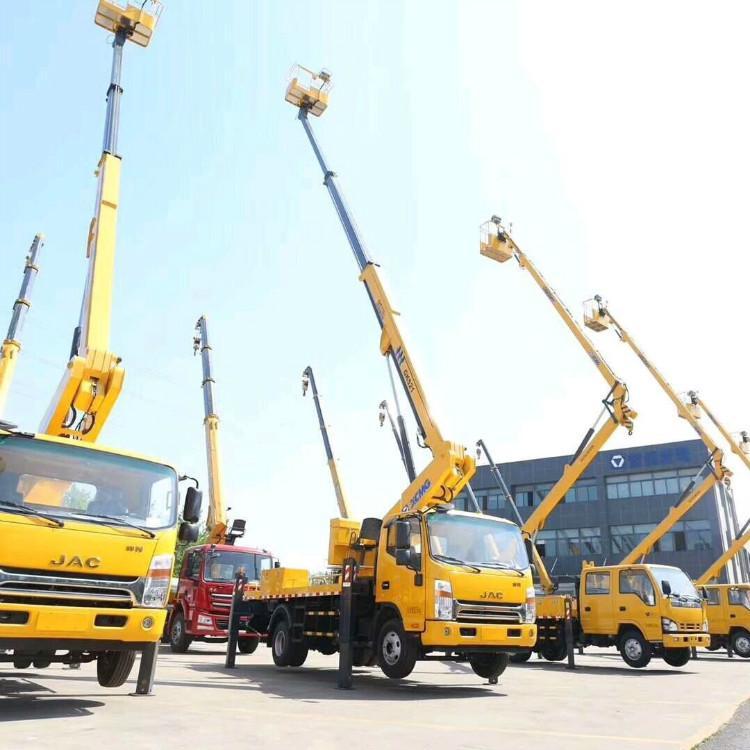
[168,543,275,653]
[576,562,709,667]
[703,583,750,658]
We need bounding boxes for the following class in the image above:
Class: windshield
[648,565,700,599]
[427,512,529,570]
[0,435,178,530]
[204,551,273,582]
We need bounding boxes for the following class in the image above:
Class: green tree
[174,527,210,573]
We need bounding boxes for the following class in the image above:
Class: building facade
[457,439,739,581]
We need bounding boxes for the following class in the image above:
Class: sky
[1,1,749,569]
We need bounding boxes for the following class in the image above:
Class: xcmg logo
[403,479,431,511]
[611,455,625,469]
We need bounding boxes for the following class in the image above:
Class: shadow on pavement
[514,659,693,676]
[0,675,103,722]
[185,661,506,702]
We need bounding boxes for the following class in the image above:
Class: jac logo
[50,555,102,569]
[611,455,625,469]
[480,591,504,600]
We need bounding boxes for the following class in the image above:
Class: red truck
[167,543,276,653]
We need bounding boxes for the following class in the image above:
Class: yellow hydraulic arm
[0,234,44,418]
[287,66,474,523]
[583,296,731,564]
[302,366,352,519]
[40,2,161,441]
[689,392,750,473]
[479,217,636,590]
[695,519,750,585]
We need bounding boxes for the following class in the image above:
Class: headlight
[523,586,536,624]
[661,617,679,633]
[142,553,174,608]
[197,614,213,627]
[434,579,453,620]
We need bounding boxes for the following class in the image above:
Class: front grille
[0,566,141,609]
[454,600,524,624]
[678,622,702,632]
[210,592,233,613]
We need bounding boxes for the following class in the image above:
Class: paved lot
[1,645,748,750]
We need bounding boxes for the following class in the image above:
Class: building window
[534,527,602,558]
[565,478,598,503]
[606,468,698,500]
[485,493,503,513]
[515,486,535,507]
[657,520,712,552]
[585,571,610,595]
[610,524,657,555]
[513,478,596,508]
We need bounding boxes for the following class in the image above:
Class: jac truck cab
[703,583,750,658]
[167,542,275,653]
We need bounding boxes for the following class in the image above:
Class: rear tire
[96,650,136,688]
[510,650,532,664]
[271,621,292,666]
[619,629,651,669]
[238,638,259,655]
[377,618,418,679]
[662,648,691,667]
[731,629,750,658]
[540,639,567,662]
[169,612,192,654]
[468,653,509,681]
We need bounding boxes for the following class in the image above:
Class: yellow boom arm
[40,3,159,441]
[480,218,636,591]
[695,520,750,585]
[584,297,731,564]
[288,67,475,523]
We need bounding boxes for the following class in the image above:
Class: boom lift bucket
[95,0,162,47]
[285,65,332,117]
[479,217,515,263]
[582,296,612,333]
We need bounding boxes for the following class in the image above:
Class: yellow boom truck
[233,69,537,687]
[480,217,708,668]
[0,2,202,695]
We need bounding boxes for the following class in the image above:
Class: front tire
[377,618,418,679]
[96,650,136,688]
[169,612,192,654]
[663,648,691,667]
[510,650,532,664]
[731,629,750,658]
[619,629,651,668]
[469,653,509,681]
[540,639,567,662]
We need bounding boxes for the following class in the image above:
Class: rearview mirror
[178,521,199,543]
[661,579,672,596]
[183,486,202,524]
[395,548,421,571]
[523,537,534,565]
[394,520,410,550]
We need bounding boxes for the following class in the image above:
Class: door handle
[730,614,736,618]
[381,581,390,590]
[619,606,626,611]
[584,606,591,612]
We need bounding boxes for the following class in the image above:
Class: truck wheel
[288,642,309,667]
[272,621,293,666]
[619,629,651,668]
[540,640,567,662]
[706,636,721,651]
[169,612,193,654]
[469,653,509,682]
[238,638,259,655]
[377,618,418,679]
[510,650,532,663]
[731,630,750,658]
[662,648,691,667]
[96,650,136,688]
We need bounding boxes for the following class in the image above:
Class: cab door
[705,586,728,636]
[376,516,426,632]
[179,550,202,628]
[580,570,614,635]
[618,568,660,641]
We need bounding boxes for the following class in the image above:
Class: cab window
[386,517,422,560]
[704,587,721,606]
[187,551,202,580]
[585,571,610,595]
[728,587,750,609]
[619,570,655,606]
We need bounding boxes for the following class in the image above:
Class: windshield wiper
[0,500,64,528]
[66,512,155,539]
[433,554,480,573]
[477,561,526,576]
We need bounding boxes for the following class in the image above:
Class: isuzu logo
[50,555,102,569]
[480,591,504,600]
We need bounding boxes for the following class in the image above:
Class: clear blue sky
[2,1,749,567]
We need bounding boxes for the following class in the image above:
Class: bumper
[0,602,166,648]
[191,613,252,639]
[421,620,537,649]
[662,633,710,648]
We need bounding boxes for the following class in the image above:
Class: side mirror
[394,520,410,550]
[523,537,535,565]
[178,521,200,543]
[395,548,421,571]
[661,579,672,596]
[183,486,202,524]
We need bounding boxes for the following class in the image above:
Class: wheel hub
[624,638,642,660]
[274,629,287,655]
[735,635,750,655]
[382,631,401,666]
